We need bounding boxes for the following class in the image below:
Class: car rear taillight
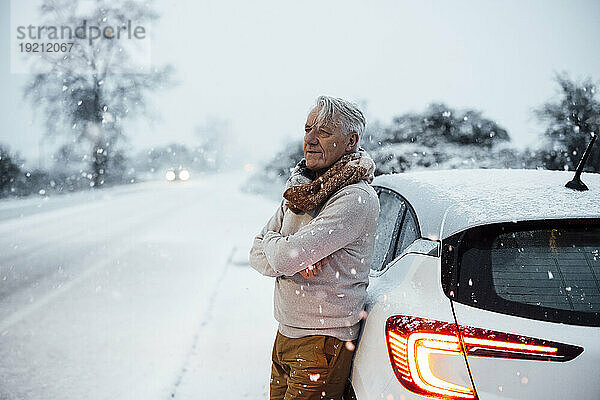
[386,316,476,399]
[385,315,584,400]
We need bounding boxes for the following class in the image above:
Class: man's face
[303,107,354,172]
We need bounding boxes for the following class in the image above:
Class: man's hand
[299,257,329,279]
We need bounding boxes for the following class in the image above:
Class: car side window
[370,189,405,272]
[394,208,419,258]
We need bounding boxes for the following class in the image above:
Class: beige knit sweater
[249,161,380,340]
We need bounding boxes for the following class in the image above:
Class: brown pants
[270,331,355,400]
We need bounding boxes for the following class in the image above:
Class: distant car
[165,167,190,182]
[350,169,600,400]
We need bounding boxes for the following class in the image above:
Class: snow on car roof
[373,169,600,239]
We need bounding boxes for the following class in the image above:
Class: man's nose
[305,128,318,145]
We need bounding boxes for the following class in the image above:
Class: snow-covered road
[0,172,280,399]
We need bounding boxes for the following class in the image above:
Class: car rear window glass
[491,229,599,312]
[442,219,600,327]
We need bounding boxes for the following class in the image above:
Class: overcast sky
[2,0,600,167]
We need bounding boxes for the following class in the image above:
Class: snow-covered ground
[0,171,279,399]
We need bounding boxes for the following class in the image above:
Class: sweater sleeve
[249,200,286,277]
[263,187,377,276]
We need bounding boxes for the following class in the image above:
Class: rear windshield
[442,219,600,327]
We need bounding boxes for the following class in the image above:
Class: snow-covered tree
[262,139,304,182]
[24,0,172,188]
[534,73,600,172]
[0,145,23,197]
[361,103,515,174]
[0,145,59,198]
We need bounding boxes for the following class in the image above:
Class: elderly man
[249,96,380,400]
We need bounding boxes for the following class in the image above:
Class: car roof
[372,169,600,239]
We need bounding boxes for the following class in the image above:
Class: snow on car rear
[351,169,600,400]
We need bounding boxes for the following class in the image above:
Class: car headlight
[165,170,176,181]
[178,169,190,181]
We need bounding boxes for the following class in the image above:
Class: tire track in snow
[168,246,235,399]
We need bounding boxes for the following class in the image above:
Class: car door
[442,219,600,400]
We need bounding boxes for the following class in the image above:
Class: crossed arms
[249,188,371,277]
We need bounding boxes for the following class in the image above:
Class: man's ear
[346,132,359,151]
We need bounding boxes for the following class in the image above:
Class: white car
[350,169,600,400]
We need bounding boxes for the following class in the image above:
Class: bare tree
[24,0,172,187]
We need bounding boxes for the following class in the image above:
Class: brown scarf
[283,148,376,214]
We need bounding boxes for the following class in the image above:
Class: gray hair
[312,96,366,143]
